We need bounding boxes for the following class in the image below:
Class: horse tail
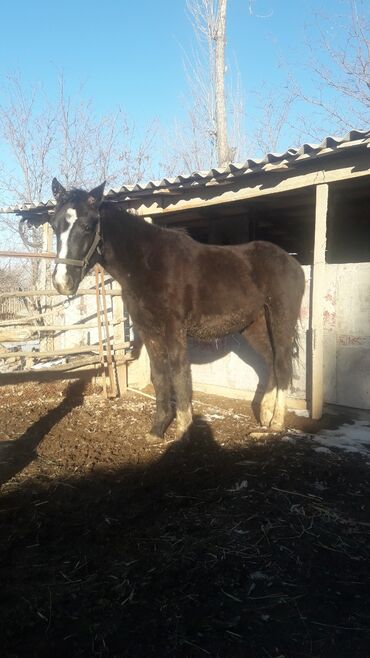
[264,302,300,388]
[264,302,300,360]
[292,321,300,360]
[263,302,276,362]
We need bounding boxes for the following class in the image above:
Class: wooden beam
[0,321,121,332]
[0,288,122,298]
[0,341,130,359]
[112,279,128,396]
[0,250,56,259]
[0,364,102,386]
[311,183,329,420]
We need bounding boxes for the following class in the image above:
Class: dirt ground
[0,379,369,658]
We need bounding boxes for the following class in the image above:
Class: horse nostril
[53,269,75,294]
[65,274,74,290]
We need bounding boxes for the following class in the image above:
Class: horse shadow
[129,328,270,424]
[188,333,269,423]
[0,379,87,487]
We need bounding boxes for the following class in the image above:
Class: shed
[4,129,370,416]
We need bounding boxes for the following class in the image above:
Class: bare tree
[0,73,157,304]
[213,0,229,165]
[252,84,296,155]
[0,74,157,244]
[174,0,236,170]
[187,0,239,166]
[164,0,278,174]
[0,265,25,292]
[295,0,369,138]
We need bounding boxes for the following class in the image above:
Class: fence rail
[0,340,129,360]
[0,288,122,298]
[0,245,129,397]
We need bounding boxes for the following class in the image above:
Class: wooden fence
[0,295,27,320]
[0,247,132,397]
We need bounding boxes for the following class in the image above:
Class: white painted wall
[187,263,370,411]
[323,263,370,410]
[188,266,310,406]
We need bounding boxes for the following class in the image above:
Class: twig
[272,486,323,500]
[182,639,211,654]
[311,620,370,631]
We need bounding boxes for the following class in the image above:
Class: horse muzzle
[52,269,80,296]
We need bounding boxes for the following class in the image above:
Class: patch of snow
[312,421,370,457]
[31,358,65,370]
[281,435,296,443]
[202,413,225,421]
[289,408,310,418]
[287,428,305,436]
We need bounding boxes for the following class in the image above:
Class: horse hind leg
[241,311,277,428]
[264,304,298,430]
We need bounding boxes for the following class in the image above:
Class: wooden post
[39,224,50,353]
[112,280,127,396]
[311,183,329,420]
[45,224,54,353]
[94,265,108,398]
[98,266,117,398]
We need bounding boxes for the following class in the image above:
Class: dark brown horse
[28,178,305,439]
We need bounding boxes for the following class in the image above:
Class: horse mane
[100,202,189,237]
[60,188,90,204]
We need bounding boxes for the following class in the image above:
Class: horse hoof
[248,429,270,439]
[270,422,284,432]
[176,428,191,442]
[247,425,269,435]
[145,432,163,443]
[247,425,283,439]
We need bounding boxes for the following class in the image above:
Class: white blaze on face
[54,208,78,290]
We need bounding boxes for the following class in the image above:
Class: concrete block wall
[324,263,370,409]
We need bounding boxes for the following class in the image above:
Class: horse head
[50,178,105,295]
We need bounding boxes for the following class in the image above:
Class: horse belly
[187,310,252,341]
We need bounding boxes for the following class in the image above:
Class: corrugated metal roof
[2,128,370,214]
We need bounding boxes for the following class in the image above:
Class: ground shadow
[0,379,87,487]
[0,410,369,657]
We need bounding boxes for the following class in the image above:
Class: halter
[54,217,103,277]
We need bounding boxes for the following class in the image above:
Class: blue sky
[0,0,367,180]
[0,1,312,125]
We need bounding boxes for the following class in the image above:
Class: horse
[27,178,305,440]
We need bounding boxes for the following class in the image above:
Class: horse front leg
[167,332,193,439]
[143,336,175,441]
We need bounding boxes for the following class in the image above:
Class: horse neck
[100,208,156,282]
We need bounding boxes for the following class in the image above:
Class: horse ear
[87,181,106,207]
[52,177,66,202]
